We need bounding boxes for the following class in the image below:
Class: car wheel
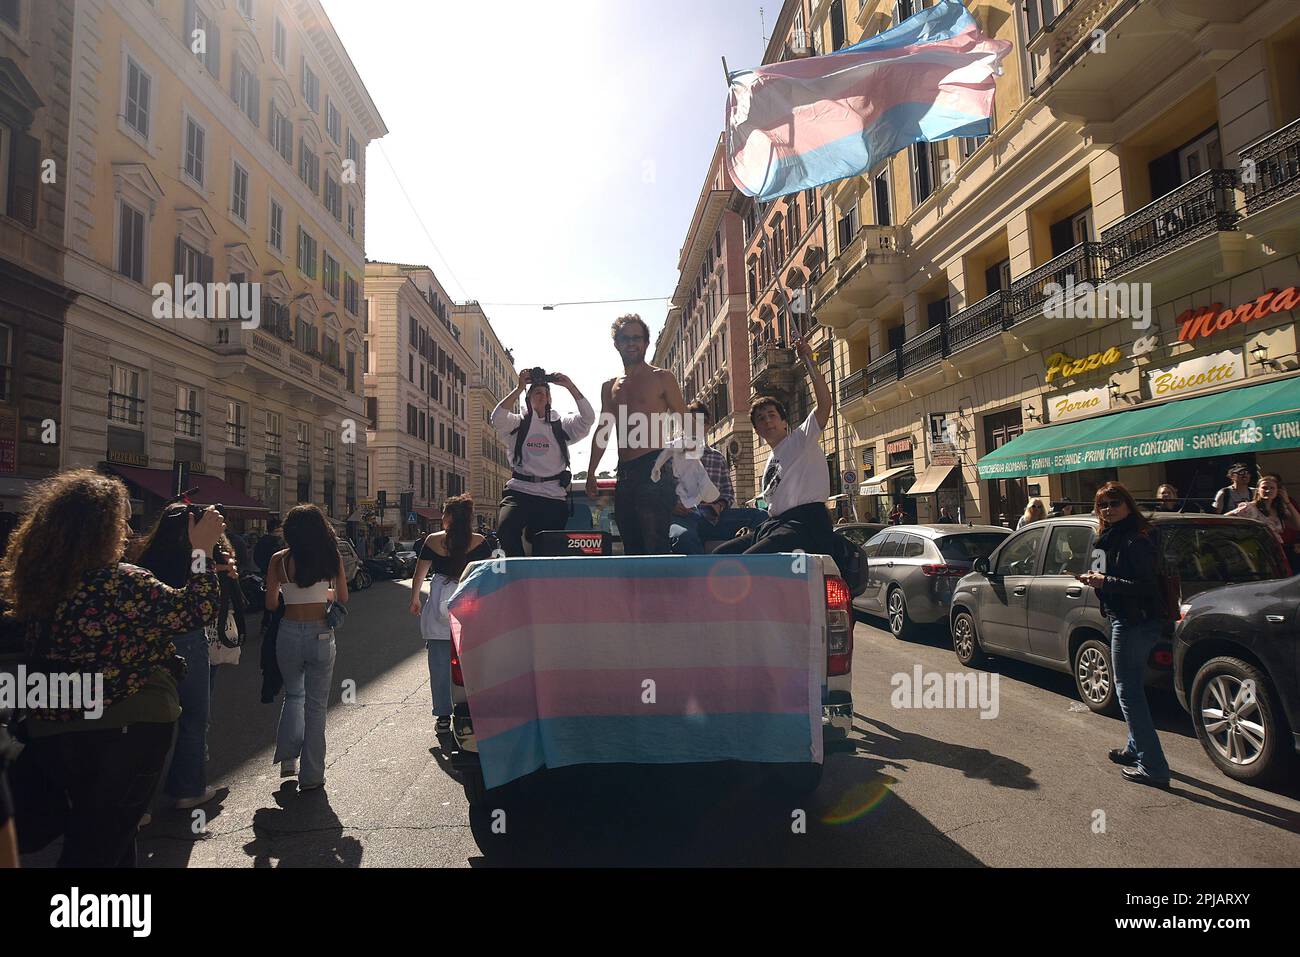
[1190,656,1293,785]
[1073,638,1119,716]
[951,610,988,667]
[886,587,913,641]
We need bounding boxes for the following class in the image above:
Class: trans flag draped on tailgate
[725,0,1011,201]
[448,555,826,789]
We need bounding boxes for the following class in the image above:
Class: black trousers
[497,488,570,557]
[713,502,836,557]
[615,454,676,556]
[16,720,175,867]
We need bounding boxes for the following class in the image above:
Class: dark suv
[949,513,1288,715]
[1174,574,1300,784]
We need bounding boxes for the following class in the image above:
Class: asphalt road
[26,576,1300,867]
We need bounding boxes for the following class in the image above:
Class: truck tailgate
[449,554,828,789]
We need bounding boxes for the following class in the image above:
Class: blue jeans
[1111,617,1170,780]
[164,628,210,800]
[426,639,452,717]
[274,618,337,786]
[670,507,769,554]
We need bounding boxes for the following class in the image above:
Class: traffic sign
[406,511,417,524]
[842,470,857,486]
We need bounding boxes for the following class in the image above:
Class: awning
[906,463,957,495]
[414,507,440,521]
[104,464,268,514]
[860,465,913,492]
[977,376,1300,479]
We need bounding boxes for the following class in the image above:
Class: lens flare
[820,776,896,825]
[706,559,752,605]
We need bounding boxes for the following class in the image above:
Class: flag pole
[721,56,731,86]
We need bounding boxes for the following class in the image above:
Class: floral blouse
[24,563,221,720]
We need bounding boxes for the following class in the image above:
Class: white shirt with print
[760,411,830,518]
[492,398,595,501]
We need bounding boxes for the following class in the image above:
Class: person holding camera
[491,367,594,557]
[0,469,224,867]
[133,499,240,811]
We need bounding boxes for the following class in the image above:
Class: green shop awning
[977,377,1300,479]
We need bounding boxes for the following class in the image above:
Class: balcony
[1241,118,1300,215]
[814,224,908,329]
[947,290,1010,353]
[1007,242,1108,324]
[212,321,352,412]
[900,324,945,378]
[840,367,867,405]
[1101,169,1239,279]
[865,349,901,394]
[750,344,796,393]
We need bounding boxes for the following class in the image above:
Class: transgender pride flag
[448,555,826,790]
[726,0,1011,201]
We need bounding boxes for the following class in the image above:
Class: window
[189,5,220,76]
[910,142,935,205]
[266,411,282,455]
[226,400,247,447]
[347,132,359,169]
[959,132,988,161]
[296,421,311,459]
[268,198,284,252]
[894,0,916,25]
[419,411,426,441]
[874,166,892,226]
[0,324,11,402]
[324,174,342,219]
[300,56,319,112]
[117,200,146,283]
[230,160,249,223]
[347,202,355,239]
[298,140,319,193]
[994,527,1045,576]
[344,274,359,315]
[269,102,292,164]
[836,202,858,253]
[325,96,341,144]
[1043,526,1093,576]
[177,238,205,288]
[109,364,144,426]
[233,58,259,126]
[124,56,152,140]
[272,17,286,68]
[183,115,206,186]
[322,250,339,298]
[830,0,846,51]
[174,385,202,437]
[296,226,317,278]
[902,537,925,559]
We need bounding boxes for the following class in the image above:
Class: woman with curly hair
[1,469,225,866]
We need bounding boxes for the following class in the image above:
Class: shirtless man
[586,314,687,555]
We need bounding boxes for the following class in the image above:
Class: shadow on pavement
[1162,768,1300,833]
[240,783,363,867]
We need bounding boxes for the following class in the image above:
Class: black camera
[527,367,556,385]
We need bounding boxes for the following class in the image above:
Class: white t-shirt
[492,398,595,501]
[760,411,830,518]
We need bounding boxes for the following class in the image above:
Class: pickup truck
[446,552,855,815]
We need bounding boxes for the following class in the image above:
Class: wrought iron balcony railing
[865,348,902,394]
[840,367,868,404]
[900,324,945,377]
[175,409,202,437]
[946,290,1010,353]
[1240,117,1300,216]
[108,392,144,426]
[226,422,247,447]
[1006,242,1108,323]
[1101,168,1239,276]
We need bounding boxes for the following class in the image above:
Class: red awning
[414,507,440,521]
[105,464,268,514]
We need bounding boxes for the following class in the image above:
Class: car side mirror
[973,557,991,575]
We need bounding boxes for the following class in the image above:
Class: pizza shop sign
[1177,286,1299,342]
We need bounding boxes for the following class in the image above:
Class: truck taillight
[450,650,464,687]
[826,575,853,677]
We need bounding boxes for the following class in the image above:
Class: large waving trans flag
[726,0,1011,202]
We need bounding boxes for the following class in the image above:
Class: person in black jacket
[254,518,283,575]
[1077,482,1171,788]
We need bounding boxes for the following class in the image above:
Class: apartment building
[363,262,471,540]
[654,134,758,505]
[453,300,515,532]
[59,0,386,530]
[810,0,1300,525]
[0,0,74,537]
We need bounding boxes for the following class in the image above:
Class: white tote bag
[419,574,458,642]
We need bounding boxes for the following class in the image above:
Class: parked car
[856,524,1011,639]
[1174,574,1300,784]
[949,513,1289,715]
[338,539,371,591]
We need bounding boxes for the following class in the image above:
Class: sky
[320,0,771,474]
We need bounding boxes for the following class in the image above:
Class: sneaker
[280,758,299,778]
[1108,748,1139,766]
[435,716,451,734]
[173,787,220,809]
[1121,766,1170,789]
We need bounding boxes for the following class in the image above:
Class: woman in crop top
[409,494,495,735]
[265,504,348,790]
